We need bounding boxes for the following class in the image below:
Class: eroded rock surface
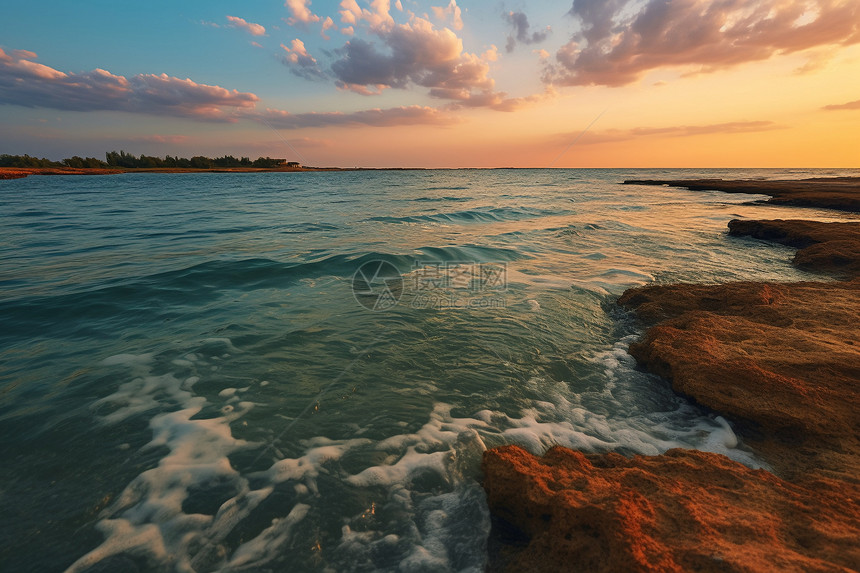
[618,279,860,481]
[728,219,860,277]
[483,211,860,572]
[483,445,860,573]
[624,177,860,212]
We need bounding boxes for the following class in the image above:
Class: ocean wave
[412,196,470,202]
[0,246,529,341]
[363,206,570,224]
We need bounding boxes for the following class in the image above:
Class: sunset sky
[1,0,859,167]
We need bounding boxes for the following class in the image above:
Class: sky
[1,0,859,167]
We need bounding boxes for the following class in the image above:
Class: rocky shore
[624,177,860,212]
[483,178,860,572]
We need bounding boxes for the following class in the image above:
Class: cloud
[338,0,395,30]
[629,120,781,137]
[445,89,551,112]
[793,47,836,74]
[281,39,327,80]
[0,48,259,121]
[286,0,321,25]
[547,0,860,86]
[552,120,782,145]
[431,0,463,31]
[259,105,455,129]
[823,99,860,111]
[504,11,550,53]
[226,15,266,36]
[330,15,519,109]
[321,16,337,40]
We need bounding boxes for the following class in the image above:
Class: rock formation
[483,179,860,572]
[483,445,860,573]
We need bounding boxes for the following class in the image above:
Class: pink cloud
[338,0,394,30]
[0,48,258,121]
[321,16,337,40]
[286,0,321,25]
[431,0,463,31]
[547,0,860,87]
[226,15,266,37]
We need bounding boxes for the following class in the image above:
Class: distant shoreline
[4,167,860,182]
[0,165,439,180]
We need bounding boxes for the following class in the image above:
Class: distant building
[284,161,301,168]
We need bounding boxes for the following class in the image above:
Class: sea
[2,168,858,572]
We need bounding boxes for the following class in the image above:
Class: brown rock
[618,280,860,481]
[483,445,860,573]
[623,177,860,212]
[484,213,860,571]
[728,219,860,277]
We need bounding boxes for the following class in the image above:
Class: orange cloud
[823,99,860,111]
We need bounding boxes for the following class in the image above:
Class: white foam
[68,347,276,573]
[267,437,372,490]
[66,401,263,572]
[226,503,310,569]
[74,334,767,572]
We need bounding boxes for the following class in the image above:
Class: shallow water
[1,168,857,572]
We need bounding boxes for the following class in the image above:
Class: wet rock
[728,219,860,277]
[624,177,860,212]
[483,445,860,573]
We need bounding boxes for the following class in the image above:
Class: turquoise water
[1,168,857,572]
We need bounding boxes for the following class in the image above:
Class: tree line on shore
[0,151,287,169]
